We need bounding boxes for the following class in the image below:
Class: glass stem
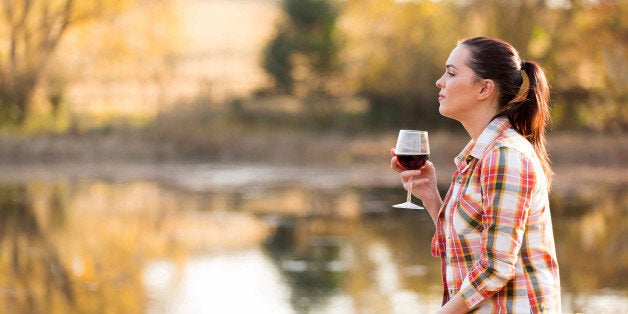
[407,181,412,203]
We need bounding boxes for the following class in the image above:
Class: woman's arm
[455,146,535,309]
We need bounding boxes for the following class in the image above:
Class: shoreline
[1,130,625,164]
[0,159,624,194]
[0,130,625,193]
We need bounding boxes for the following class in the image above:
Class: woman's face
[435,45,482,122]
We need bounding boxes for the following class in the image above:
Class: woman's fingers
[391,157,402,172]
[400,169,422,180]
[390,149,404,172]
[402,178,430,192]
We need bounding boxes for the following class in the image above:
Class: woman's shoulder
[475,129,539,171]
[480,131,549,191]
[492,128,536,158]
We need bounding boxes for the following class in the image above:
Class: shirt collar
[455,116,512,166]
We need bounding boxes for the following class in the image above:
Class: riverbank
[1,129,625,164]
[0,130,625,193]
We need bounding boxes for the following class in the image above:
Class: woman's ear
[478,79,495,100]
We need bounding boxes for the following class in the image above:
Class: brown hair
[460,37,553,186]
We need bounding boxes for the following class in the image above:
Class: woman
[391,37,561,313]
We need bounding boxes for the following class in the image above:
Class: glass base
[392,202,424,210]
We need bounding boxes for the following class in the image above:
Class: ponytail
[504,61,554,187]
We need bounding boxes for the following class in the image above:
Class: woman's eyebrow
[446,64,459,70]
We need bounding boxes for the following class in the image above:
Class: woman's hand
[390,148,443,222]
[390,148,406,173]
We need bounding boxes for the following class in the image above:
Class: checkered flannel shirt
[431,117,561,313]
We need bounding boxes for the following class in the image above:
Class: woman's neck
[462,113,494,141]
[461,98,499,141]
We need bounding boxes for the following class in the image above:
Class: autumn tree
[0,0,129,126]
[546,0,627,132]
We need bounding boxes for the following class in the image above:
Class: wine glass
[392,130,430,209]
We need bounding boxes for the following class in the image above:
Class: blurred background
[0,0,625,313]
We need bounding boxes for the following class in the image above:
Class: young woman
[391,37,561,313]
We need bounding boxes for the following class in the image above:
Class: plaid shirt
[431,117,561,313]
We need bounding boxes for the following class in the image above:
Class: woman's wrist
[422,193,443,222]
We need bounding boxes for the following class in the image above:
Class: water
[0,163,625,313]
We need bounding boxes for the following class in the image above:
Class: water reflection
[143,250,292,314]
[0,166,625,313]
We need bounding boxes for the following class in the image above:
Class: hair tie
[515,69,530,99]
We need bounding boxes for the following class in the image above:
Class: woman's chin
[438,106,452,119]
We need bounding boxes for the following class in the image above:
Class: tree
[0,0,129,125]
[262,0,342,97]
[263,30,295,94]
[548,0,627,132]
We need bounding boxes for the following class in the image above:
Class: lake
[0,162,625,313]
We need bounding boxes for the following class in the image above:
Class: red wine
[396,154,429,170]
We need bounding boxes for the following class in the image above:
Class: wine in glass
[393,130,430,209]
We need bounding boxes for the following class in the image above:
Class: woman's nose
[435,77,443,88]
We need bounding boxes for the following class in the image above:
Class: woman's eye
[447,72,455,77]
